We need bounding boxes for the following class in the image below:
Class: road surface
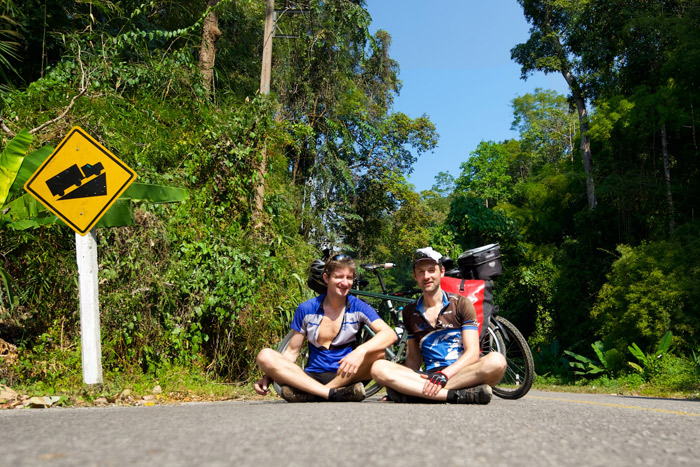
[2,390,698,466]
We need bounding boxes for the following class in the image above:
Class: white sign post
[24,127,137,385]
[76,229,103,384]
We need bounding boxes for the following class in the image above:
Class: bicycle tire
[271,329,388,398]
[356,326,385,397]
[480,322,506,356]
[490,315,535,399]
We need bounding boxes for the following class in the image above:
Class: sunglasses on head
[330,254,352,261]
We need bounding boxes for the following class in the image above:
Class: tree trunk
[259,0,275,95]
[661,124,675,235]
[573,93,597,210]
[553,36,597,210]
[254,0,275,227]
[199,0,221,95]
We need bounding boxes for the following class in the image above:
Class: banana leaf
[3,192,47,220]
[0,129,32,207]
[95,198,134,228]
[9,144,53,198]
[1,193,63,230]
[0,267,15,310]
[4,216,62,230]
[120,183,189,203]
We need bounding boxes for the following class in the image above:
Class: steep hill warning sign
[24,127,137,235]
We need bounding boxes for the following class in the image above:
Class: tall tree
[511,0,598,210]
[271,1,437,244]
[456,141,512,208]
[570,0,699,238]
[511,88,577,168]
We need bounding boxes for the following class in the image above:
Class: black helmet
[307,259,327,295]
[441,255,462,278]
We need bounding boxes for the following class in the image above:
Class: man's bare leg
[371,352,507,401]
[444,352,507,390]
[256,348,331,399]
[323,349,385,389]
[257,348,387,398]
[371,360,448,401]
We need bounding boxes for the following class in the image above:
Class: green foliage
[447,194,522,252]
[564,341,623,377]
[0,129,29,205]
[592,229,700,354]
[532,339,570,378]
[627,331,673,381]
[0,2,22,85]
[649,354,700,393]
[511,88,576,171]
[456,141,513,208]
[692,349,700,374]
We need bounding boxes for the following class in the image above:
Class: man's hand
[254,375,272,395]
[337,347,367,378]
[420,371,448,396]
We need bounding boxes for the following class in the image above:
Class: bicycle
[274,253,535,400]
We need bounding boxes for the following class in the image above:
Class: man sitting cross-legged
[371,247,507,404]
[254,254,397,402]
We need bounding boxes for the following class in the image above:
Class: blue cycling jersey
[291,294,380,373]
[402,292,478,370]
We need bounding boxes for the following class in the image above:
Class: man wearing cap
[370,247,507,404]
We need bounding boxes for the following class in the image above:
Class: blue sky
[365,0,570,192]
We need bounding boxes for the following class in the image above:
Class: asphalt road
[2,390,699,466]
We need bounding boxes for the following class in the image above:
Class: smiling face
[413,260,444,295]
[323,266,354,298]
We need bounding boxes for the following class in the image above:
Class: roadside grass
[4,373,698,409]
[1,366,263,408]
[3,357,699,408]
[533,374,700,400]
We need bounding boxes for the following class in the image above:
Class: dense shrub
[591,222,700,355]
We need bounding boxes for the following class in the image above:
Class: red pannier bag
[440,276,493,338]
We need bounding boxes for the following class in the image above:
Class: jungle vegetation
[0,0,698,395]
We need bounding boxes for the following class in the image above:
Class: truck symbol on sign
[46,163,105,197]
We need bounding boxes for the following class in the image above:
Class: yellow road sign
[24,127,137,235]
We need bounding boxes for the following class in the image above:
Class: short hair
[323,254,357,279]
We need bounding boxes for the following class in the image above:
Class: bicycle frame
[350,263,418,367]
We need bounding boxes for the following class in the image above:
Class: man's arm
[336,318,396,378]
[280,331,305,362]
[403,336,423,371]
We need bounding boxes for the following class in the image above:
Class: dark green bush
[592,223,700,354]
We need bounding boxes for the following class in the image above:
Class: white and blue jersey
[291,294,380,373]
[402,292,478,371]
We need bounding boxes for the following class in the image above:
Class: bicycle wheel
[480,321,506,356]
[489,315,535,399]
[356,325,385,397]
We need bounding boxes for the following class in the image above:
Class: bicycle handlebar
[360,262,396,271]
